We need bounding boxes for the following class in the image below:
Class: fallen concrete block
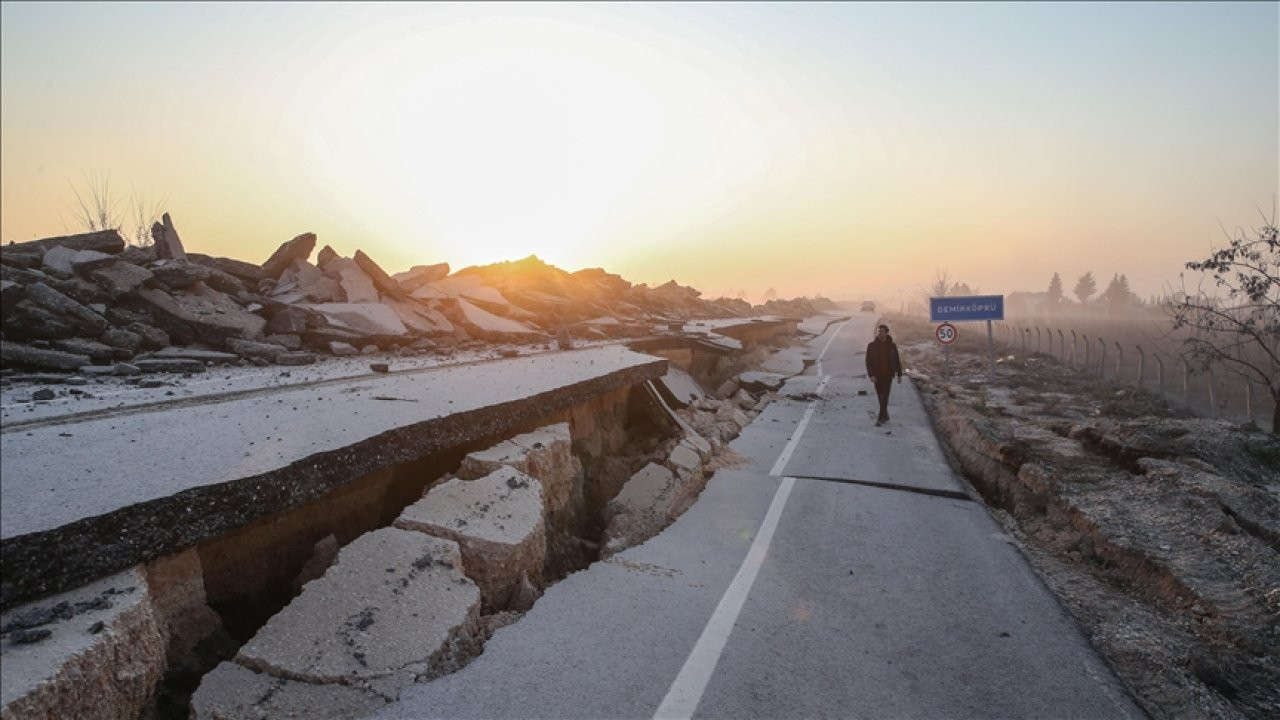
[455,423,579,514]
[0,342,91,372]
[654,367,706,409]
[602,462,674,554]
[227,338,287,363]
[0,568,165,720]
[191,661,386,720]
[134,358,207,374]
[235,528,479,691]
[261,232,316,280]
[395,467,546,612]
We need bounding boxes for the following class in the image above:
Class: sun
[372,21,662,271]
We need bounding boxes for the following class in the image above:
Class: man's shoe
[874,420,883,427]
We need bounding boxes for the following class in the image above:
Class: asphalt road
[370,314,1142,720]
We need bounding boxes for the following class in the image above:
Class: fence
[993,317,1275,428]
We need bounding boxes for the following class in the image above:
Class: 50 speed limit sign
[935,322,957,345]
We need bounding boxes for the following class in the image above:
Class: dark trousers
[873,375,893,422]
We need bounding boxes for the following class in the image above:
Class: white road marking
[653,476,796,720]
[654,318,850,720]
[769,404,815,478]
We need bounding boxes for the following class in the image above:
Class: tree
[928,269,952,298]
[1165,216,1279,433]
[1074,272,1097,305]
[1101,273,1134,312]
[1046,273,1065,308]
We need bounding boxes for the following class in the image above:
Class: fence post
[1155,355,1164,390]
[1135,346,1145,388]
[1035,327,1041,353]
[1083,334,1090,371]
[1181,359,1190,404]
[1097,337,1107,377]
[1069,330,1077,369]
[1246,379,1253,425]
[1207,367,1216,416]
[1058,330,1065,361]
[1114,341,1123,379]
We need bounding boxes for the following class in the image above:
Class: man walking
[865,323,903,426]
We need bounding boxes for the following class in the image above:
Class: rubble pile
[0,223,838,375]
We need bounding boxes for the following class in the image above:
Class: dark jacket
[865,336,903,380]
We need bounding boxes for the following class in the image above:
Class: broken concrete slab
[393,263,450,292]
[261,232,316,280]
[455,423,580,514]
[49,338,117,365]
[395,466,546,611]
[133,358,208,374]
[41,246,112,276]
[353,250,406,300]
[191,661,387,720]
[454,299,543,341]
[602,462,674,554]
[300,302,409,338]
[737,372,787,392]
[271,260,344,304]
[133,285,266,345]
[382,297,454,336]
[145,347,239,363]
[150,212,187,260]
[3,229,126,257]
[668,442,701,476]
[147,258,213,290]
[21,283,108,338]
[235,528,480,689]
[426,275,510,309]
[0,341,90,372]
[0,567,165,720]
[654,367,706,409]
[187,254,264,285]
[324,257,380,303]
[86,260,153,299]
[227,338,287,363]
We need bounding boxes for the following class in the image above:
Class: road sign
[929,295,1004,322]
[935,323,957,344]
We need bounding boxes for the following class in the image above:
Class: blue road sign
[930,295,1004,322]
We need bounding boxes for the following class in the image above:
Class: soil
[885,313,1280,720]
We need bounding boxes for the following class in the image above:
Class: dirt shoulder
[884,313,1280,720]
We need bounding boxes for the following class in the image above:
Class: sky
[2,2,1276,304]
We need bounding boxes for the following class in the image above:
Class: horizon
[2,2,1276,304]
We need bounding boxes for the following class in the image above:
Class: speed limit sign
[935,322,957,344]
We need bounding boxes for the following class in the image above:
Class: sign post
[929,295,1004,378]
[935,322,957,378]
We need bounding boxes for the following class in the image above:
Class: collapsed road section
[0,317,816,719]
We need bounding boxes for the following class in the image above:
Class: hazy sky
[2,2,1276,303]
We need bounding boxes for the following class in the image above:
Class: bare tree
[1165,214,1279,433]
[928,269,952,298]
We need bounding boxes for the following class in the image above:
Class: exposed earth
[887,313,1279,720]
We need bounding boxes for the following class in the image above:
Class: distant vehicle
[860,301,876,312]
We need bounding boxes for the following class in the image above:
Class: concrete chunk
[602,462,675,554]
[0,568,165,720]
[300,302,409,338]
[261,232,316,280]
[0,341,91,372]
[395,467,546,611]
[235,528,479,688]
[455,423,579,514]
[191,661,386,720]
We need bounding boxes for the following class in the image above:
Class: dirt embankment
[886,314,1280,720]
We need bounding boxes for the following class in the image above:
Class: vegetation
[63,170,164,247]
[1165,215,1280,433]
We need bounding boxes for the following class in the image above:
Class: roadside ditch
[891,313,1280,720]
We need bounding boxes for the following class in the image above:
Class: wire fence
[992,317,1274,428]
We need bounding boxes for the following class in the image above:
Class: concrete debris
[2,222,838,380]
[260,232,317,280]
[233,528,479,691]
[0,568,165,720]
[455,423,580,514]
[396,467,547,612]
[150,212,187,260]
[191,662,386,720]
